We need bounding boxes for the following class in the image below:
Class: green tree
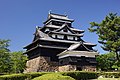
[0,39,10,51]
[96,52,116,71]
[89,13,120,62]
[0,39,28,73]
[0,39,11,73]
[10,51,28,73]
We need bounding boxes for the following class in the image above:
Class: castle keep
[24,13,98,72]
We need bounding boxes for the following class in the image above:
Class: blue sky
[0,0,120,53]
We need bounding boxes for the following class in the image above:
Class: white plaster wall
[75,37,77,40]
[68,36,73,40]
[45,28,49,32]
[52,34,55,38]
[57,35,64,39]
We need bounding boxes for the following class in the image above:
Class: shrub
[0,73,6,76]
[0,72,47,80]
[32,73,75,80]
[60,71,99,80]
[25,72,47,79]
[0,71,120,80]
[99,72,120,78]
[0,74,27,80]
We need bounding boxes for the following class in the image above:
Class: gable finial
[64,12,68,17]
[36,26,39,30]
[49,10,52,14]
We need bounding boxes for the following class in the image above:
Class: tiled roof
[24,44,67,54]
[48,13,74,21]
[47,23,84,37]
[67,43,94,51]
[24,35,96,49]
[24,26,96,49]
[39,36,96,46]
[67,43,81,51]
[83,42,97,46]
[51,23,75,33]
[45,25,84,32]
[57,51,99,59]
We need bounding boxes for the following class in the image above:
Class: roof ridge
[49,12,67,17]
[81,43,94,52]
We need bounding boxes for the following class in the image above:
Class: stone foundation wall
[59,65,96,72]
[24,56,58,73]
[59,65,76,72]
[83,66,96,71]
[24,56,96,72]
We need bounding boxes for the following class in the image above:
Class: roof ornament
[64,12,68,17]
[49,10,52,14]
[36,26,39,29]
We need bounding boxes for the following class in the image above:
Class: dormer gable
[51,24,76,34]
[33,26,49,41]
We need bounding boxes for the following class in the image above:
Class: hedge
[0,73,6,76]
[32,73,75,80]
[25,72,47,79]
[0,74,27,80]
[99,72,120,78]
[60,71,99,80]
[0,72,47,80]
[0,71,120,80]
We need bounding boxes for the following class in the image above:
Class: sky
[0,0,120,54]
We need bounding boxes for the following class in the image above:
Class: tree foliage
[88,13,120,61]
[10,51,28,73]
[96,52,116,71]
[0,39,10,51]
[0,49,11,73]
[0,39,11,73]
[0,39,28,73]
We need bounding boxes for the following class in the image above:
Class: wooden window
[55,35,57,39]
[64,35,67,40]
[59,60,63,65]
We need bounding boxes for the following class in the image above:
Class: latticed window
[64,35,67,40]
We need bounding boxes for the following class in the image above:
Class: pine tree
[89,13,120,62]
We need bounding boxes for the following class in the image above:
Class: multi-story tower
[24,12,98,72]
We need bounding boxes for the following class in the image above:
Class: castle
[24,12,98,72]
